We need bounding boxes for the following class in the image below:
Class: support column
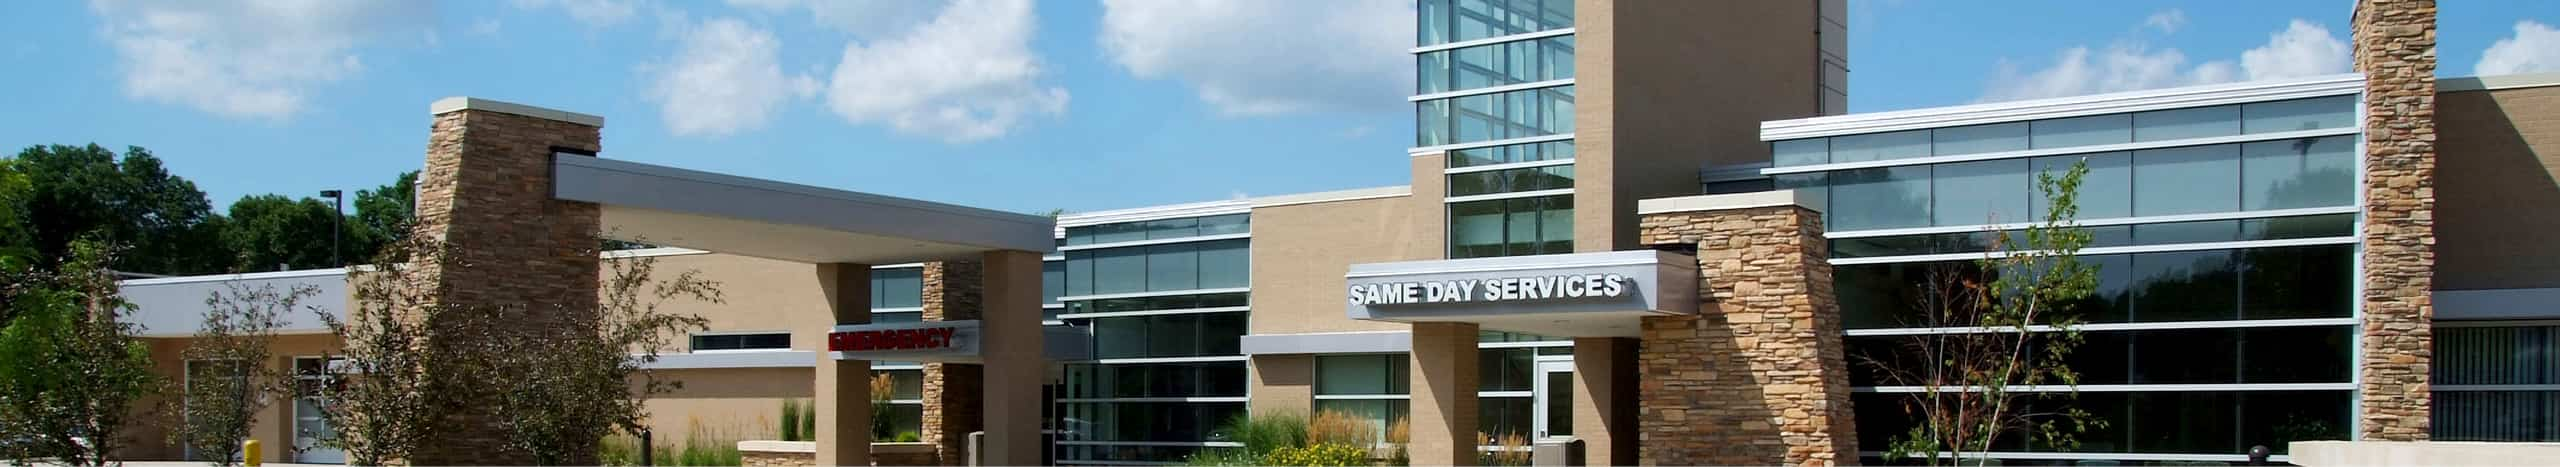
[1570,337,1636,467]
[922,260,984,465]
[2351,0,2438,442]
[816,263,873,467]
[979,250,1045,466]
[1636,193,1856,466]
[408,97,603,465]
[1409,322,1481,466]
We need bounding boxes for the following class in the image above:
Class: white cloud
[1099,0,1412,115]
[89,0,426,120]
[2143,9,2187,34]
[725,0,944,37]
[645,17,813,137]
[467,17,504,38]
[2476,20,2560,76]
[822,0,1065,142]
[1983,19,2348,102]
[510,0,636,28]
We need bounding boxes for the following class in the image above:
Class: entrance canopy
[553,156,1055,264]
[1346,250,1698,337]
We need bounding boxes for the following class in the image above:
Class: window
[1773,138,1828,167]
[1450,140,1575,168]
[1062,239,1250,296]
[2434,324,2560,442]
[2031,113,2133,149]
[1315,354,1410,445]
[2241,136,2356,210]
[2131,145,2241,216]
[1043,260,1066,305]
[1932,159,2031,226]
[1853,390,2348,455]
[691,332,789,351]
[2133,105,2242,142]
[1449,194,1572,258]
[1419,0,1574,47]
[1083,313,1247,359]
[1829,129,1930,163]
[2242,96,2357,134]
[1834,245,2354,328]
[1417,36,1575,94]
[874,369,924,440]
[1417,86,1575,147]
[1827,166,1930,230]
[1065,292,1248,315]
[1931,122,2029,156]
[1062,362,1248,399]
[1449,165,1575,197]
[871,267,922,309]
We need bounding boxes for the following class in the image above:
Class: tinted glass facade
[1053,214,1252,464]
[1778,94,2364,461]
[1419,0,1576,259]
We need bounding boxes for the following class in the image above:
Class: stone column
[815,263,873,467]
[1408,322,1481,466]
[1569,337,1636,466]
[2351,0,2438,442]
[1635,193,1856,466]
[978,250,1045,466]
[409,97,604,465]
[921,260,984,465]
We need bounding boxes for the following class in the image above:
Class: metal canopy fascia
[1345,250,1698,338]
[554,156,1054,264]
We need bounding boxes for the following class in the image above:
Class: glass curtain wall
[869,266,928,437]
[1778,95,2364,462]
[1054,214,1252,464]
[1419,0,1578,259]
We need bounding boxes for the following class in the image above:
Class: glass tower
[1417,0,1579,259]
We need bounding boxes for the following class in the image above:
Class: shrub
[778,399,804,441]
[1261,443,1372,467]
[1384,418,1410,466]
[1307,410,1379,448]
[895,431,922,442]
[1186,411,1309,466]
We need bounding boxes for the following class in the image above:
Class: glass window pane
[2242,136,2357,210]
[2435,326,2560,386]
[1202,313,1245,356]
[2243,95,2357,134]
[1318,355,1393,395]
[1773,138,1828,167]
[1197,240,1249,289]
[878,268,923,309]
[1094,248,1146,295]
[1479,397,1533,440]
[1479,348,1533,391]
[2130,250,2238,322]
[2033,152,2133,219]
[1043,261,1065,304]
[1828,130,1930,163]
[1145,218,1198,240]
[1505,197,1541,256]
[1147,315,1200,357]
[2128,392,2239,452]
[2133,145,2241,216]
[1198,214,1250,236]
[1932,158,2031,226]
[1066,252,1094,296]
[1451,199,1507,258]
[2133,220,2240,244]
[1146,243,1199,292]
[2132,328,2240,383]
[1095,317,1147,359]
[2241,326,2353,383]
[1776,172,1827,214]
[1417,99,1450,147]
[1545,370,1573,436]
[1829,166,1932,230]
[2134,105,2242,142]
[1094,222,1147,244]
[1534,195,1573,254]
[2031,114,2131,149]
[1931,122,2029,156]
[2241,245,2353,319]
[1419,51,1449,94]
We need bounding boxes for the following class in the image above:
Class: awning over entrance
[1345,250,1698,337]
[553,156,1056,264]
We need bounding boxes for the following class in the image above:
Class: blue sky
[2,0,2554,216]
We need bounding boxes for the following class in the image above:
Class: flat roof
[554,156,1057,264]
[1760,73,2365,141]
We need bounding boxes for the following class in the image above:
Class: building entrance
[1531,360,1573,441]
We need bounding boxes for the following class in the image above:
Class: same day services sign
[1348,273,1632,306]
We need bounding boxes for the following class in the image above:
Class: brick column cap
[1637,190,1818,215]
[431,96,605,127]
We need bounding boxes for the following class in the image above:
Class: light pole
[320,190,343,267]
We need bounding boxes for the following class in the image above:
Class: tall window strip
[1054,213,1253,464]
[1416,0,1574,48]
[1809,96,2363,460]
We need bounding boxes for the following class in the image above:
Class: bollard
[244,439,262,467]
[2246,445,2271,465]
[640,428,654,466]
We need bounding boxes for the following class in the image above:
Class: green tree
[9,144,229,275]
[0,239,158,466]
[0,160,32,266]
[1859,161,2104,465]
[351,171,416,254]
[174,283,314,466]
[221,195,362,271]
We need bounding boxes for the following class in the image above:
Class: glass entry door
[1530,360,1574,440]
[293,357,346,464]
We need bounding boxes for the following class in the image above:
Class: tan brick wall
[2352,0,2437,442]
[2434,85,2560,290]
[411,105,605,465]
[920,260,982,465]
[1250,354,1315,415]
[1636,205,1855,466]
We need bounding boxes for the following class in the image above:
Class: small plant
[1186,411,1310,466]
[1308,410,1379,448]
[1260,443,1371,467]
[778,399,805,441]
[1385,418,1410,466]
[895,431,922,442]
[870,373,897,439]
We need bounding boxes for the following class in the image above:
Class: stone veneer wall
[1636,205,1856,466]
[410,105,604,464]
[2352,0,2437,442]
[920,260,981,465]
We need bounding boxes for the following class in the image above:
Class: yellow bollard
[243,439,262,467]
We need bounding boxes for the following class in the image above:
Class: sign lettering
[1348,273,1629,306]
[828,326,960,352]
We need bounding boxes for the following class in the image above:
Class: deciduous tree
[174,283,315,465]
[0,240,157,466]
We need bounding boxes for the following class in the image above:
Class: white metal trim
[1058,287,1252,303]
[1444,158,1576,175]
[1410,134,1575,156]
[1057,233,1251,252]
[1866,451,2288,463]
[119,267,352,286]
[870,307,925,314]
[1346,251,1672,279]
[2435,384,2560,391]
[1312,394,1413,400]
[1055,441,1245,448]
[1056,306,1250,320]
[1479,391,1534,398]
[1055,396,1249,403]
[1409,28,1575,54]
[1444,188,1573,204]
[1409,78,1576,102]
[1760,73,2362,140]
[1760,126,2360,175]
[1478,341,1575,349]
[1826,206,2361,239]
[1857,383,2355,393]
[1084,355,1250,364]
[1056,200,1252,228]
[2439,72,2560,92]
[873,363,925,371]
[1844,317,2358,336]
[1827,236,2357,265]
